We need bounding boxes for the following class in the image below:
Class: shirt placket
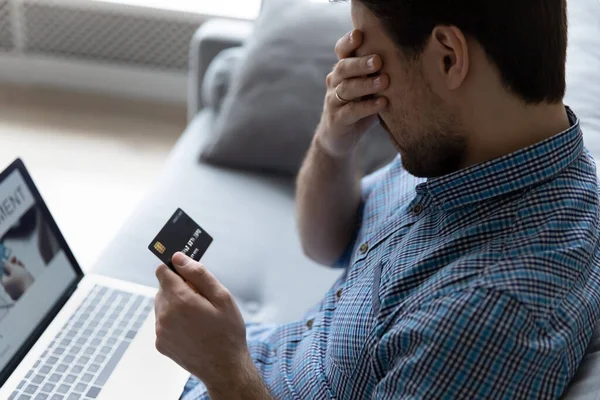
[352,193,431,268]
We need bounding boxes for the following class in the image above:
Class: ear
[430,25,469,91]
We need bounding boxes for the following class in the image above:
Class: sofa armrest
[188,18,254,121]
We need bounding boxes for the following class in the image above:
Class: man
[154,0,600,398]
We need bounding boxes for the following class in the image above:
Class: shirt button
[336,289,343,300]
[306,319,314,330]
[413,204,423,215]
[359,243,369,254]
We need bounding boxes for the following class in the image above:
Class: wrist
[313,129,357,164]
[204,352,264,398]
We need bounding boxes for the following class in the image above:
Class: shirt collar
[418,107,583,212]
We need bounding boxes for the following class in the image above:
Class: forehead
[350,1,396,58]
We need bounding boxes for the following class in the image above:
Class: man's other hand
[154,253,252,391]
[316,29,389,159]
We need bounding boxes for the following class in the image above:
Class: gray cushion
[201,47,245,113]
[200,0,396,176]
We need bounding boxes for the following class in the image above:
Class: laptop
[0,159,190,400]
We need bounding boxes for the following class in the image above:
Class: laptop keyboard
[10,285,153,400]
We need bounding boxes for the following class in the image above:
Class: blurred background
[0,0,261,269]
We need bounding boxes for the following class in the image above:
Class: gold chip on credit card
[154,241,166,254]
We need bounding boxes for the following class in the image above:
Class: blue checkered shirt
[182,108,600,399]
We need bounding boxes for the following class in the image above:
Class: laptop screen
[0,167,79,375]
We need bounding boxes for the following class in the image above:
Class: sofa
[92,2,600,398]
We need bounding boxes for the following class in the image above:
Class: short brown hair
[341,0,568,104]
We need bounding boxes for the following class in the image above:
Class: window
[93,0,262,19]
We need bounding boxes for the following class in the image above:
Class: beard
[379,114,467,178]
[378,83,468,178]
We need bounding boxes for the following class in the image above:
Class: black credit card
[148,208,213,271]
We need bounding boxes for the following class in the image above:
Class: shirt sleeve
[371,288,567,399]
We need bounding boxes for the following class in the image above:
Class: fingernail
[374,77,381,87]
[348,31,353,42]
[172,252,188,266]
[367,56,375,69]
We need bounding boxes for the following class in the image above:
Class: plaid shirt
[182,108,600,399]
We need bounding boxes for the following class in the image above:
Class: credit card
[148,208,213,272]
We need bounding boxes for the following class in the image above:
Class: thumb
[172,253,223,304]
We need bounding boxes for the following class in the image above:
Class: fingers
[171,253,229,306]
[155,264,188,293]
[335,30,362,60]
[154,286,165,315]
[3,261,13,276]
[8,257,24,268]
[335,74,389,104]
[336,96,388,125]
[328,55,382,88]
